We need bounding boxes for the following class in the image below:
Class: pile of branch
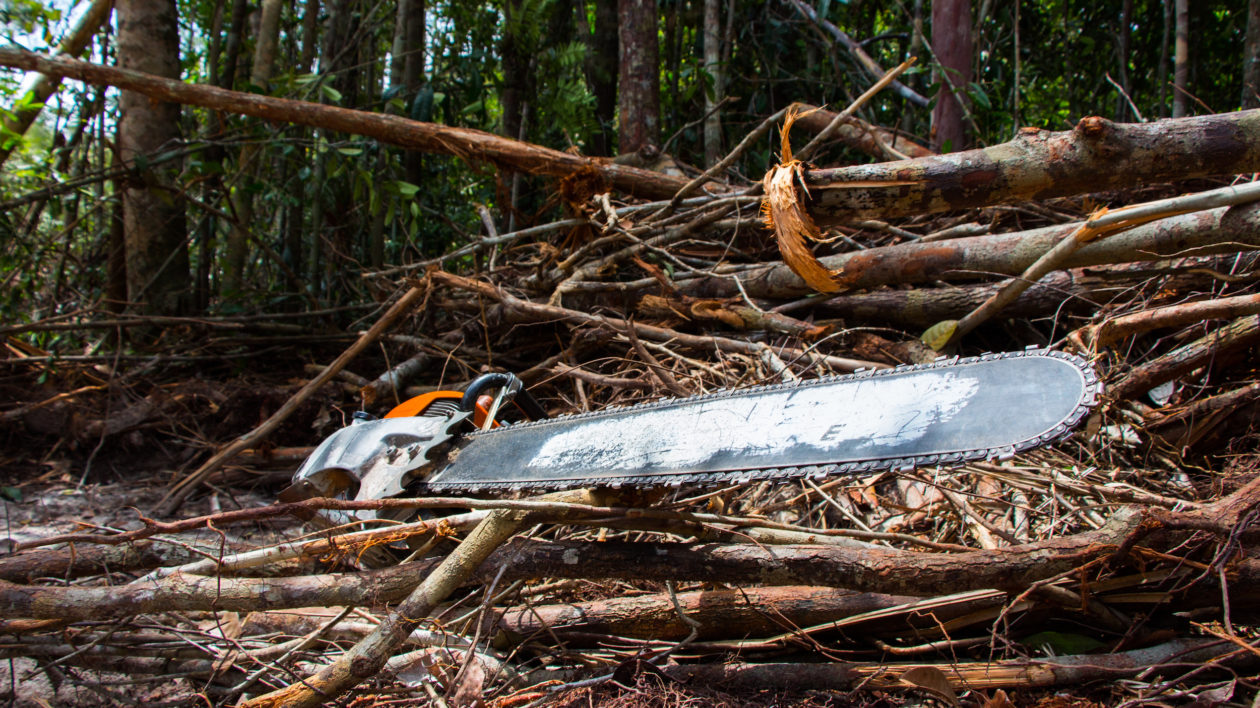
[2,50,1260,706]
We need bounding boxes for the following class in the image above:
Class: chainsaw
[284,349,1100,523]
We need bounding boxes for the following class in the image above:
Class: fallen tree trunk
[682,201,1260,299]
[0,48,690,200]
[493,586,1008,643]
[658,638,1236,691]
[5,481,1258,621]
[802,111,1260,221]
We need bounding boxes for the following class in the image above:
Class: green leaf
[336,146,363,156]
[921,320,957,351]
[394,181,421,198]
[968,82,992,110]
[1022,630,1107,655]
[0,486,20,502]
[321,84,343,102]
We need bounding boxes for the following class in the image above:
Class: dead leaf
[982,689,1017,708]
[450,651,487,708]
[922,319,958,351]
[898,665,960,707]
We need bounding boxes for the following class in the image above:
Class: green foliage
[0,0,1256,324]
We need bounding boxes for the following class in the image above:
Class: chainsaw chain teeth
[414,349,1102,495]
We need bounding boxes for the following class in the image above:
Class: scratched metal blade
[418,350,1100,493]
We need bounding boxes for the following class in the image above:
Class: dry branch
[7,480,1259,622]
[0,47,690,199]
[156,284,429,514]
[431,270,885,371]
[1110,314,1260,399]
[683,200,1260,299]
[790,102,935,160]
[945,181,1260,345]
[658,638,1236,691]
[1078,292,1260,347]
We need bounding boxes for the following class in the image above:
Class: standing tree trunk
[1114,0,1133,121]
[223,0,285,295]
[116,0,189,316]
[1172,0,1189,118]
[703,0,723,166]
[1243,0,1260,108]
[220,0,250,90]
[500,0,532,144]
[617,0,660,155]
[930,0,971,152]
[401,0,425,187]
[582,0,618,156]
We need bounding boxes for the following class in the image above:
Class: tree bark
[703,0,722,166]
[1111,315,1260,400]
[495,586,946,642]
[500,0,533,145]
[1245,0,1260,108]
[401,0,426,186]
[583,0,619,156]
[0,48,690,200]
[802,112,1260,222]
[681,201,1260,299]
[1115,0,1133,121]
[1172,0,1189,117]
[116,0,189,316]
[930,0,972,152]
[617,0,660,154]
[817,267,1237,329]
[220,0,250,90]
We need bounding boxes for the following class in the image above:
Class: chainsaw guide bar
[415,349,1101,494]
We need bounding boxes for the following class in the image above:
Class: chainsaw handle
[460,372,548,421]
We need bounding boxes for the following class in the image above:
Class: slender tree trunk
[105,196,126,313]
[401,0,425,186]
[116,0,189,316]
[617,0,660,154]
[222,0,284,295]
[221,0,250,90]
[500,0,532,144]
[1244,0,1260,108]
[582,0,618,156]
[285,0,320,294]
[703,0,723,166]
[1115,0,1133,121]
[930,0,972,152]
[1172,0,1188,117]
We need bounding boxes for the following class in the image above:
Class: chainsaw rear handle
[461,372,548,421]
